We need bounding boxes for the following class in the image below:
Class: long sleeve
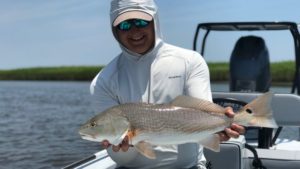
[185,52,212,102]
[90,72,119,114]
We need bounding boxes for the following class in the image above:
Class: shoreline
[0,61,295,83]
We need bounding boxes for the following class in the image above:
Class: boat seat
[205,137,300,169]
[204,137,245,169]
[245,148,300,169]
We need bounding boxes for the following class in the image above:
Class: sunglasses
[117,19,150,31]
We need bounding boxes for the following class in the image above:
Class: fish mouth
[79,133,99,142]
[79,133,90,139]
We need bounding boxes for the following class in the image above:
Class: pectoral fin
[199,134,220,152]
[111,129,129,145]
[135,141,156,159]
[111,116,130,145]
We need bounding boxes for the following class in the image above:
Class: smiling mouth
[132,36,145,41]
[130,35,145,41]
[129,35,146,47]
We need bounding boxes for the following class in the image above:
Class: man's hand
[219,107,246,141]
[101,136,130,152]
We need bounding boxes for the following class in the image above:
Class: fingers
[225,124,246,138]
[224,106,246,135]
[112,145,121,152]
[218,131,230,141]
[218,128,239,142]
[221,123,246,141]
[121,136,130,152]
[231,123,246,135]
[224,128,240,139]
[108,136,130,152]
[224,107,234,118]
[222,107,246,140]
[101,140,111,149]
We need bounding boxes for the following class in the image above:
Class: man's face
[115,20,155,55]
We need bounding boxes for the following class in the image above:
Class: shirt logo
[168,75,182,79]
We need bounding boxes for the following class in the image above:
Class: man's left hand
[218,107,246,141]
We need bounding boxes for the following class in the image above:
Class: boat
[63,22,300,169]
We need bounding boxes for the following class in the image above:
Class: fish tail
[234,92,278,128]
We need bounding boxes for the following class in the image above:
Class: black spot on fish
[246,108,252,114]
[91,121,97,127]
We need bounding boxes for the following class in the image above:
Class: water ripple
[0,81,100,169]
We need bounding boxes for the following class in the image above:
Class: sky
[1,0,300,70]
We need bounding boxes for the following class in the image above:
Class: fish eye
[246,108,252,114]
[91,121,97,127]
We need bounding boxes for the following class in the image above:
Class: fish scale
[123,105,229,133]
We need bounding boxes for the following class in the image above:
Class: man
[90,0,245,168]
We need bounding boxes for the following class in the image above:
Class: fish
[79,92,278,159]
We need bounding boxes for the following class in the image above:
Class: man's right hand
[101,136,130,152]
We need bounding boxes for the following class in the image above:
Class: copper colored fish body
[79,92,277,159]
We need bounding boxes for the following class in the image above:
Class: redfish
[79,92,277,159]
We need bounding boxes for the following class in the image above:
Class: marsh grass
[0,66,103,81]
[0,61,295,83]
[208,62,229,82]
[208,61,295,84]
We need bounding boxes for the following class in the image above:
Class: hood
[110,0,163,59]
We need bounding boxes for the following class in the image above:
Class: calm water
[0,81,297,169]
[0,81,99,169]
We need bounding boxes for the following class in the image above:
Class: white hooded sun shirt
[90,0,212,168]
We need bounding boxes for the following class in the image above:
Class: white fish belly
[131,126,225,145]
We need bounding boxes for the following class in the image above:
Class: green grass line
[208,61,295,83]
[0,66,103,81]
[0,61,295,83]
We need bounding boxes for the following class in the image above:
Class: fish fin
[135,141,156,159]
[111,129,129,145]
[171,95,225,114]
[235,92,278,128]
[198,134,220,152]
[111,116,130,145]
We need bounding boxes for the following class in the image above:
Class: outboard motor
[230,35,271,92]
[229,35,272,148]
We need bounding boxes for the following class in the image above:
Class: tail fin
[234,92,278,128]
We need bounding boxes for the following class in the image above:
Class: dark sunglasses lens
[118,21,131,31]
[135,19,149,28]
[117,19,150,31]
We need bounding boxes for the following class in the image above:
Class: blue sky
[1,0,300,69]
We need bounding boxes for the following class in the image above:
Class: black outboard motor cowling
[230,36,271,92]
[229,35,272,148]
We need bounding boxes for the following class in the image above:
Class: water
[0,81,298,169]
[0,81,99,169]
